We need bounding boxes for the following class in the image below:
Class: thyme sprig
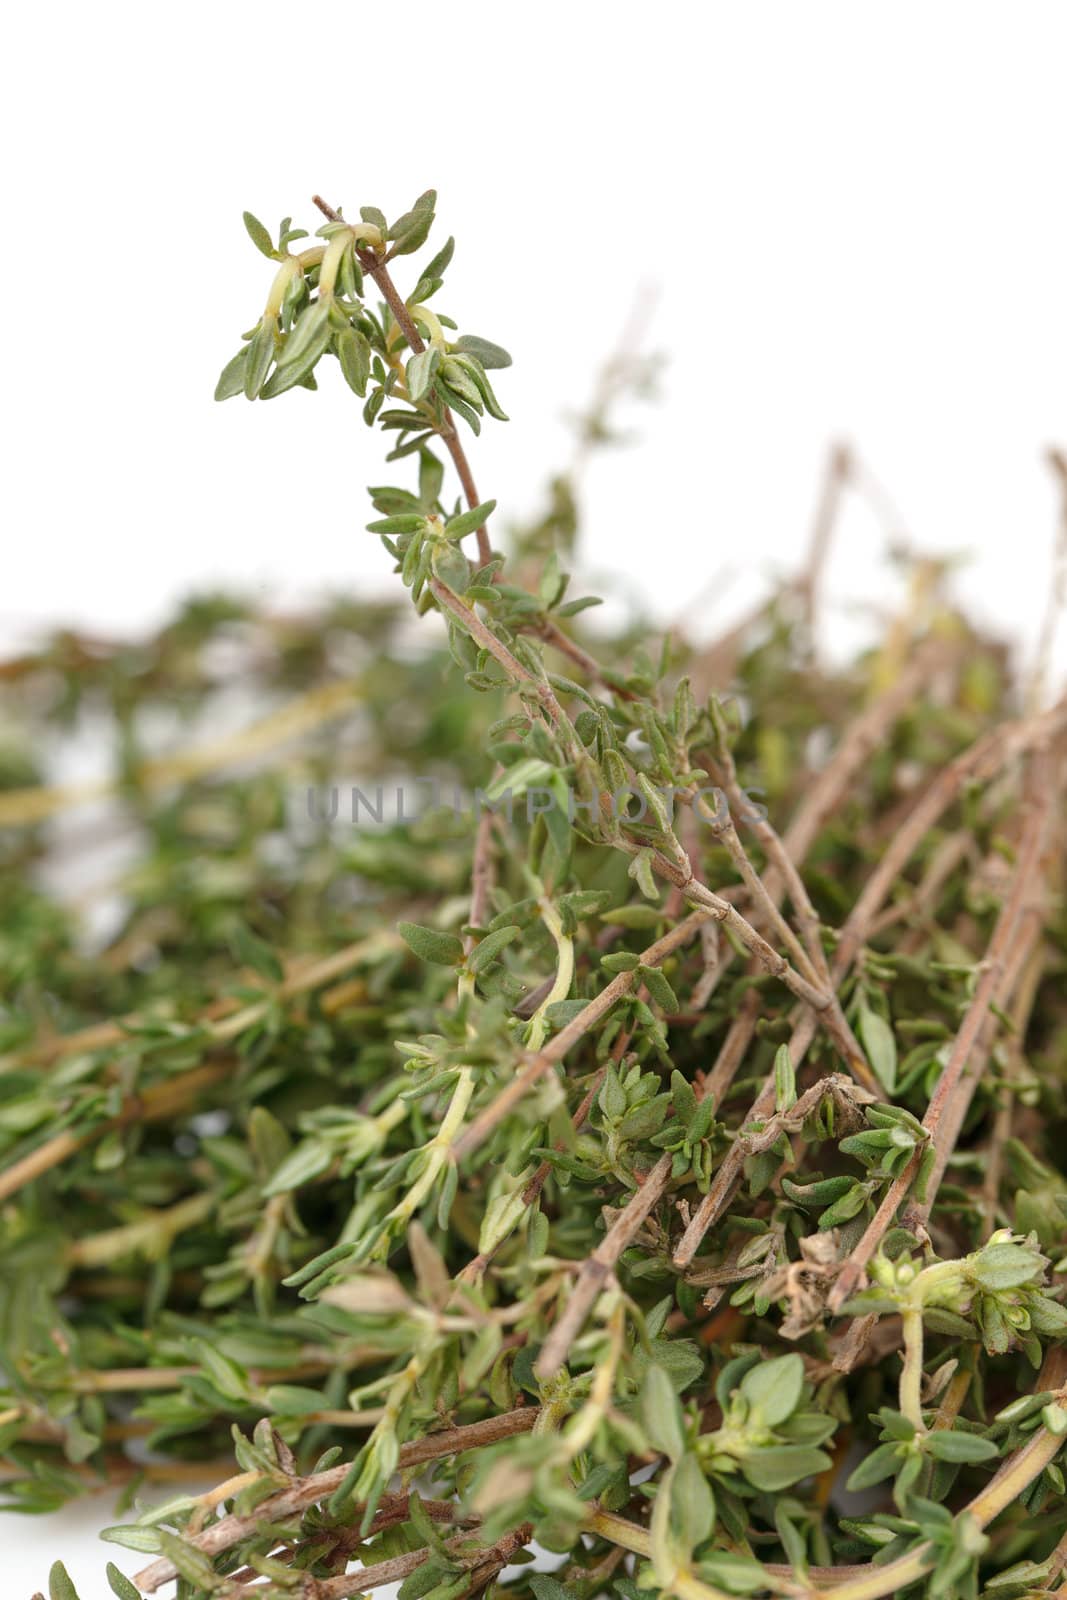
[5,190,1067,1600]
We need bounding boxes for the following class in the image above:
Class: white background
[4,2,1066,1594]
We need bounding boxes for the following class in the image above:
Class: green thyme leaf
[398,922,465,966]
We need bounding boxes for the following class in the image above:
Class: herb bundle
[4,192,1067,1600]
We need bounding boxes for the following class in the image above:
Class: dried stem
[0,935,399,1203]
[829,749,1057,1309]
[684,640,950,1133]
[675,1076,872,1269]
[981,918,1048,1226]
[134,1407,539,1592]
[0,676,362,828]
[535,1152,673,1379]
[452,911,710,1160]
[1029,446,1067,713]
[0,1062,229,1204]
[676,693,1067,1271]
[309,1524,534,1600]
[798,442,851,641]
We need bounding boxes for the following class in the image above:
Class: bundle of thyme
[4,192,1067,1600]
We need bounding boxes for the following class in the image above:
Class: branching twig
[134,1408,539,1592]
[452,912,711,1160]
[535,1153,673,1380]
[828,749,1057,1310]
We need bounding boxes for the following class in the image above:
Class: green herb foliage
[5,192,1067,1600]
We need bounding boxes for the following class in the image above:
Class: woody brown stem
[828,747,1057,1310]
[135,1408,539,1592]
[535,1153,673,1380]
[452,911,711,1160]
